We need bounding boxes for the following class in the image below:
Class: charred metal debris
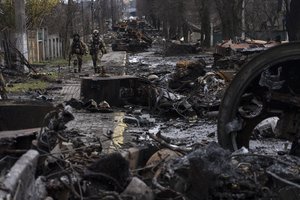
[1,20,300,200]
[111,20,154,52]
[1,117,300,200]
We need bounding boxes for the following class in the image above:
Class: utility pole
[81,1,84,36]
[121,0,125,19]
[111,0,115,26]
[241,0,246,40]
[14,0,28,71]
[91,0,95,30]
[210,22,214,47]
[96,0,103,32]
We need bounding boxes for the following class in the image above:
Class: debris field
[0,19,300,200]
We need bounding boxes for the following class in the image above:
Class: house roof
[186,21,201,33]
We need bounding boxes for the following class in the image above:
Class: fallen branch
[266,170,300,189]
[85,190,123,200]
[156,131,172,143]
[147,130,192,153]
[231,153,296,167]
[152,167,167,191]
[8,41,38,73]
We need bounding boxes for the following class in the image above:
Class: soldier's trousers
[71,54,83,73]
[91,51,103,73]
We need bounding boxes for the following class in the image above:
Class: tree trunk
[183,23,189,42]
[201,1,211,47]
[215,0,241,40]
[14,0,28,66]
[64,0,73,59]
[111,0,115,26]
[162,19,168,39]
[91,0,94,31]
[287,0,300,41]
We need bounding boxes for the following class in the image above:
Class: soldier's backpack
[72,41,85,55]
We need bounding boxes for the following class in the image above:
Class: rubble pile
[125,52,227,118]
[159,142,300,200]
[2,105,299,200]
[146,59,228,117]
[66,98,113,113]
[164,40,202,56]
[168,60,206,91]
[214,39,281,69]
[103,31,119,44]
[111,19,154,52]
[2,12,300,200]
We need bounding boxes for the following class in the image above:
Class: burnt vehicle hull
[218,42,300,151]
[0,100,54,131]
[112,41,149,52]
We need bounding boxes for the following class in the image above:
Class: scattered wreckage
[164,40,202,56]
[214,39,281,69]
[218,42,300,156]
[1,31,300,200]
[112,20,154,52]
[1,113,299,199]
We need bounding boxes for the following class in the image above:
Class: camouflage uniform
[0,72,7,99]
[89,30,107,73]
[69,34,88,73]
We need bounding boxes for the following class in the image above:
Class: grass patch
[48,58,69,66]
[30,72,60,81]
[46,72,59,80]
[6,80,48,93]
[82,55,92,62]
[32,58,68,66]
[32,55,92,66]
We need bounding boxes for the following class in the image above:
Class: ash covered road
[1,39,300,200]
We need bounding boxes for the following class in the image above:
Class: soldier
[0,72,7,99]
[89,30,107,73]
[69,33,88,73]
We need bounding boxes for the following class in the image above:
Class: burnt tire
[218,42,300,151]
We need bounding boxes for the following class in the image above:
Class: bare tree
[194,0,211,46]
[286,0,300,40]
[214,0,242,39]
[141,0,188,40]
[14,0,28,60]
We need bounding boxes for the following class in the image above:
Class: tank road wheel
[218,42,300,151]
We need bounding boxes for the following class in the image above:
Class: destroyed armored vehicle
[112,38,150,52]
[218,42,300,155]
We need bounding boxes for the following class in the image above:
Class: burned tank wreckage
[218,42,300,155]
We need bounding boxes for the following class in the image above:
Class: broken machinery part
[218,42,300,153]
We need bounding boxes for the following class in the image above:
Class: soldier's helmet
[73,33,80,41]
[93,30,99,37]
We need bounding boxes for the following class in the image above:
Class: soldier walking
[89,30,107,73]
[69,33,88,73]
[0,72,7,99]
